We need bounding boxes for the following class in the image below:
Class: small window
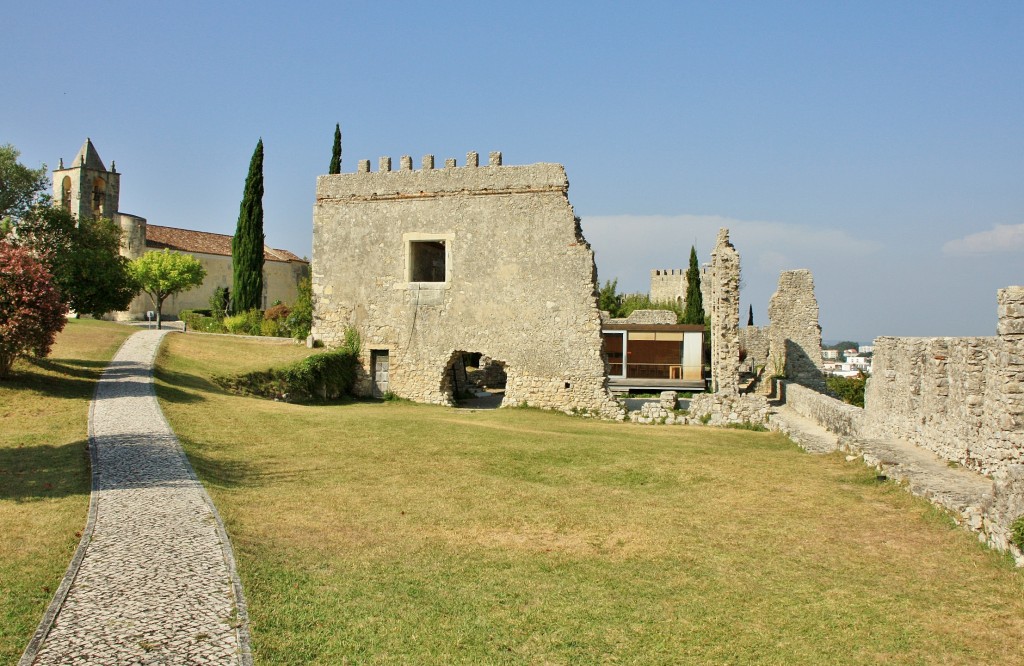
[409,240,446,283]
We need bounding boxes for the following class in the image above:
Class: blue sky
[5,2,1022,343]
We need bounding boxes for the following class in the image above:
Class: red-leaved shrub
[0,241,68,377]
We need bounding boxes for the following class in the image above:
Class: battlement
[317,152,568,202]
[652,269,684,276]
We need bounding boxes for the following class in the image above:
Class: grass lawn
[0,318,135,664]
[156,333,1024,665]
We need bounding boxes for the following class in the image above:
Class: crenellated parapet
[316,152,568,203]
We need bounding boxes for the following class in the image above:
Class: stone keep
[311,151,624,419]
[766,269,825,390]
[708,228,741,394]
[650,269,687,306]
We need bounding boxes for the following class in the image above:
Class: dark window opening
[410,240,446,282]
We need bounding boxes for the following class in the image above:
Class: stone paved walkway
[771,404,994,530]
[22,330,251,666]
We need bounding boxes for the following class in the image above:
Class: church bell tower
[51,138,121,220]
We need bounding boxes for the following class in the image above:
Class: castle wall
[767,269,825,390]
[847,287,1024,475]
[739,325,770,372]
[650,269,687,306]
[311,152,623,419]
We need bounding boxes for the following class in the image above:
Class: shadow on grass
[152,367,213,404]
[182,443,260,489]
[0,440,89,501]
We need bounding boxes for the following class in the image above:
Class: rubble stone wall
[311,152,624,419]
[740,325,771,372]
[689,393,770,426]
[767,269,825,390]
[709,229,741,394]
[782,381,864,438]
[862,287,1024,474]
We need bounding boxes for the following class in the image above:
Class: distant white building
[822,349,840,360]
[858,345,875,354]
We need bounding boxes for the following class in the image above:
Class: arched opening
[91,177,106,216]
[61,176,72,210]
[441,350,507,409]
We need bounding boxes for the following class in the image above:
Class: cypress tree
[232,139,265,313]
[748,304,754,326]
[329,123,342,174]
[683,245,705,325]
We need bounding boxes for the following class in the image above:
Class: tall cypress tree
[748,304,754,326]
[232,139,265,313]
[329,123,342,174]
[683,245,705,325]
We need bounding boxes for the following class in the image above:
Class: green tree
[329,124,342,174]
[747,304,754,327]
[683,245,704,325]
[0,144,48,225]
[9,207,138,317]
[598,278,620,316]
[129,250,206,329]
[232,139,265,313]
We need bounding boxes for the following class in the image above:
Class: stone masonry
[708,228,740,395]
[766,269,825,390]
[863,286,1024,475]
[311,151,624,419]
[649,269,687,306]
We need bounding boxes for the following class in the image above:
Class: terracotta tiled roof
[145,225,306,263]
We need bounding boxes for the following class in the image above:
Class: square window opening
[409,240,446,283]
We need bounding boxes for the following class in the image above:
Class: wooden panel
[655,332,684,341]
[628,331,656,341]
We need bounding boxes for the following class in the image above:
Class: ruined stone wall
[606,309,678,325]
[708,229,740,394]
[650,269,687,306]
[311,151,624,419]
[767,270,825,390]
[862,287,1024,474]
[783,381,864,438]
[740,325,770,372]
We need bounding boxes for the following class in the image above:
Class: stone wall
[862,287,1024,474]
[767,269,825,390]
[708,229,740,394]
[650,269,687,306]
[689,393,770,426]
[740,325,770,373]
[782,381,864,438]
[311,151,624,419]
[605,309,678,325]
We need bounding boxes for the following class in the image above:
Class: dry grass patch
[0,319,134,663]
[156,333,1024,665]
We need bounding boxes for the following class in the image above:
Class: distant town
[822,343,873,377]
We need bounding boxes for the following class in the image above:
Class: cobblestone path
[22,330,251,665]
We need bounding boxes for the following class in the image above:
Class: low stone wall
[689,393,769,426]
[782,381,863,438]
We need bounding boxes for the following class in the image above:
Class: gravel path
[22,329,251,666]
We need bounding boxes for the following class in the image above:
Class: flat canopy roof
[601,323,705,332]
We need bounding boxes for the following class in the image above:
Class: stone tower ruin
[311,150,624,419]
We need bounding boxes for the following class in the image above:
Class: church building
[53,139,308,319]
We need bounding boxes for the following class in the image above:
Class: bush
[181,310,226,334]
[265,303,290,321]
[224,309,263,336]
[260,318,283,337]
[1011,515,1024,551]
[210,286,229,320]
[287,277,313,341]
[0,242,68,377]
[827,372,868,408]
[213,349,358,402]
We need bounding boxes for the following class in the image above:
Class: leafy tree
[0,241,67,378]
[683,245,704,325]
[747,304,754,327]
[232,139,265,313]
[286,277,313,341]
[598,278,620,315]
[129,250,206,329]
[329,124,342,174]
[8,207,138,317]
[0,144,48,225]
